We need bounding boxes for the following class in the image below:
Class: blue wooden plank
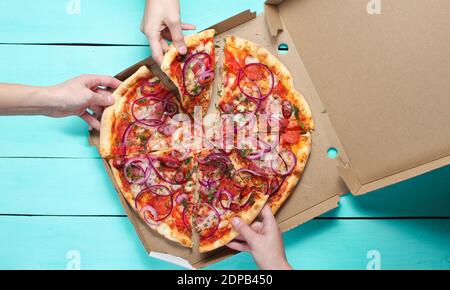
[0,158,124,215]
[0,159,448,217]
[0,216,448,269]
[0,0,265,45]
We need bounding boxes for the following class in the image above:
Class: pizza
[98,31,313,252]
[161,29,216,115]
[217,35,314,213]
[100,66,187,158]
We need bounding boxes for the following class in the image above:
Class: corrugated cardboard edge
[264,0,450,196]
[338,155,450,195]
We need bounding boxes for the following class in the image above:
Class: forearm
[0,83,57,116]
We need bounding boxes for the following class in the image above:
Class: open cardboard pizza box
[89,0,450,269]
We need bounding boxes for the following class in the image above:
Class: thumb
[167,21,187,55]
[91,92,115,107]
[232,217,257,244]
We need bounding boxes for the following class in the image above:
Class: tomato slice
[281,131,300,144]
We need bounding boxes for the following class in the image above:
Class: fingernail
[232,217,240,226]
[178,45,187,55]
[108,95,115,103]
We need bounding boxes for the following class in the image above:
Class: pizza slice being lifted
[161,29,216,115]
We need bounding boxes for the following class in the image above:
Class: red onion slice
[123,156,150,185]
[135,187,173,223]
[131,97,166,127]
[182,206,191,230]
[182,52,214,97]
[176,193,188,204]
[271,149,297,176]
[140,205,159,225]
[238,63,274,101]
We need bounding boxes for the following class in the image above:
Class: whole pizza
[100,29,314,253]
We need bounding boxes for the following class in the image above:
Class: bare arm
[0,75,121,130]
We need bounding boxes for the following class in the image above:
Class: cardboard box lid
[266,0,450,194]
[90,8,349,268]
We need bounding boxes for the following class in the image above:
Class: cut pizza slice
[161,29,216,116]
[109,150,197,247]
[219,35,314,133]
[100,66,190,158]
[230,132,311,214]
[194,150,268,253]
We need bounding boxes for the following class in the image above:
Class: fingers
[149,33,164,65]
[234,221,264,241]
[226,241,251,252]
[84,75,121,90]
[231,217,257,245]
[160,39,170,52]
[260,205,277,227]
[91,92,115,108]
[89,104,103,117]
[181,23,196,31]
[166,20,187,55]
[80,112,100,131]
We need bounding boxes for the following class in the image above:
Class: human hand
[141,0,196,64]
[227,205,292,270]
[46,75,121,130]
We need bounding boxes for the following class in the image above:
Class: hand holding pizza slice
[161,29,216,115]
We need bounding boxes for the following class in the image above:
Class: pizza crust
[100,66,152,158]
[199,192,269,253]
[108,156,194,248]
[270,133,312,214]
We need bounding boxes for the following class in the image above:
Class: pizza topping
[137,79,164,97]
[140,205,159,225]
[268,176,285,196]
[136,186,173,224]
[195,202,221,239]
[123,156,150,185]
[238,137,272,160]
[238,63,274,101]
[282,100,293,119]
[176,193,189,204]
[112,158,124,169]
[149,156,188,185]
[218,189,233,210]
[271,149,297,176]
[182,52,214,97]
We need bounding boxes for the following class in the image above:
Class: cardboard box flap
[269,0,450,194]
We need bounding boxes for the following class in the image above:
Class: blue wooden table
[0,0,449,270]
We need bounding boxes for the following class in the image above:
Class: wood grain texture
[0,45,148,157]
[0,216,448,270]
[0,0,265,44]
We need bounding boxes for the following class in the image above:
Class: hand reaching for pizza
[227,205,293,270]
[0,75,121,131]
[45,75,121,130]
[141,0,196,64]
